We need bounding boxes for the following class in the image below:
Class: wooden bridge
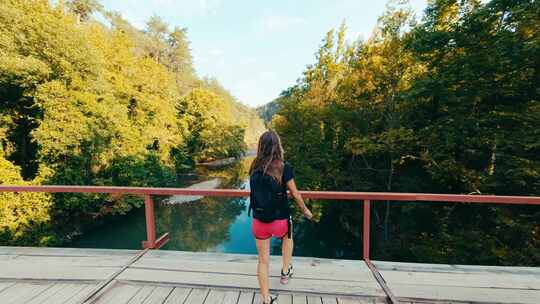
[1,246,539,304]
[0,185,539,303]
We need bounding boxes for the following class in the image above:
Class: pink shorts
[252,218,288,240]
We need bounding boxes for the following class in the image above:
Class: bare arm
[286,179,313,219]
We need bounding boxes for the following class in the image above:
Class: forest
[268,0,540,265]
[0,0,264,245]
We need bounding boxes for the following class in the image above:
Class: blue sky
[101,0,428,107]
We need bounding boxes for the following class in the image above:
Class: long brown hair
[249,130,285,183]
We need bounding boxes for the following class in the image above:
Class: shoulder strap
[248,170,264,217]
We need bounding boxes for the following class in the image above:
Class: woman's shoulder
[283,161,294,182]
[284,162,293,170]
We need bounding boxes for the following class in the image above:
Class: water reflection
[157,195,246,252]
[70,157,259,253]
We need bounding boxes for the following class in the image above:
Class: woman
[248,130,312,304]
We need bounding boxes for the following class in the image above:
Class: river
[69,156,352,257]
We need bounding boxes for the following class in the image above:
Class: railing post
[143,195,156,249]
[363,199,371,261]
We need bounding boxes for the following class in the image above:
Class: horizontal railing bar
[0,185,539,205]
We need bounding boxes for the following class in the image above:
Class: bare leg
[255,238,271,303]
[282,223,293,273]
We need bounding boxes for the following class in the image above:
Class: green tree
[166,27,196,94]
[0,0,262,246]
[144,15,169,64]
[272,0,540,265]
[65,0,103,23]
[0,150,54,245]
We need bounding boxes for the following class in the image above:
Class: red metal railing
[0,185,539,260]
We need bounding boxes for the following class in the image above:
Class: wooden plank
[127,285,155,304]
[387,283,540,304]
[205,289,226,304]
[163,287,191,304]
[237,291,254,304]
[143,286,173,304]
[277,293,292,304]
[135,252,372,271]
[0,254,134,267]
[338,298,386,304]
[26,283,94,304]
[42,283,88,304]
[320,297,336,304]
[9,283,52,303]
[184,288,209,304]
[336,297,382,304]
[373,260,540,276]
[66,284,97,304]
[223,290,240,304]
[92,283,142,304]
[0,282,50,304]
[253,293,264,304]
[336,298,359,304]
[307,296,322,304]
[0,281,16,293]
[357,299,385,304]
[132,259,372,283]
[356,299,383,304]
[118,268,383,297]
[380,269,540,289]
[0,246,139,257]
[26,283,65,304]
[0,262,120,281]
[292,294,307,304]
[141,251,368,269]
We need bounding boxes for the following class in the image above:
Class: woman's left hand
[303,208,313,220]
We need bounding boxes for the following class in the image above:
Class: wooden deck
[0,247,538,304]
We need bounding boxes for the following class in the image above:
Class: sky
[100,0,429,107]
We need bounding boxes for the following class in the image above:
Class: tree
[177,88,248,162]
[145,15,169,64]
[166,27,196,94]
[66,0,103,23]
[272,0,540,265]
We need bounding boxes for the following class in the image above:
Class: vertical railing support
[363,199,371,261]
[142,195,156,249]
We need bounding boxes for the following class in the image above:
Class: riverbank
[198,149,256,168]
[164,178,222,204]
